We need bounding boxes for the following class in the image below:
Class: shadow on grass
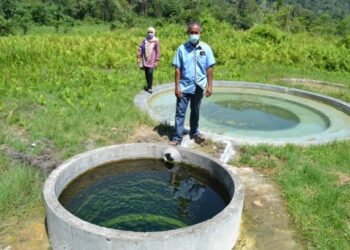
[153,122,190,142]
[153,122,175,141]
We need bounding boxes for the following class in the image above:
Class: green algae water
[147,86,350,144]
[201,96,301,131]
[59,159,230,232]
[200,93,330,132]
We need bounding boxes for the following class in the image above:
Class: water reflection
[202,98,300,131]
[59,159,230,232]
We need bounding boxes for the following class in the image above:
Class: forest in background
[0,0,350,36]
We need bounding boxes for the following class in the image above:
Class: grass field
[233,142,350,249]
[0,22,350,249]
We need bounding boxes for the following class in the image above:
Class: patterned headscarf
[144,27,157,62]
[147,27,156,34]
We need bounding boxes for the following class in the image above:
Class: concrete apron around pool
[44,143,244,250]
[134,81,350,146]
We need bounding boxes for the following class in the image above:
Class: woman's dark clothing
[144,67,154,90]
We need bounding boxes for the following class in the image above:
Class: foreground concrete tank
[44,143,244,250]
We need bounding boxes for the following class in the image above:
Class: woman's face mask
[189,34,200,44]
[147,33,154,39]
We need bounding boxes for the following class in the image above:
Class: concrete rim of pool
[44,143,244,250]
[134,81,350,145]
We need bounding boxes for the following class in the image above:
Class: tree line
[1,0,349,36]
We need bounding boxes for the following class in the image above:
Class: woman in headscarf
[137,27,161,94]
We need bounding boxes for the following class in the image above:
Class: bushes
[0,15,14,36]
[0,23,349,74]
[249,24,285,43]
[203,23,349,73]
[338,35,350,49]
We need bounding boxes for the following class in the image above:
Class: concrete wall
[44,143,244,250]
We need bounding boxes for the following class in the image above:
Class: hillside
[1,0,349,36]
[285,0,350,18]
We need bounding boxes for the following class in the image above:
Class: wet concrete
[234,167,304,250]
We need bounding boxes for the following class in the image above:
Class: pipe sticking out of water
[163,147,182,162]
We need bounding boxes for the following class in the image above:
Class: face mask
[147,34,154,39]
[189,34,200,44]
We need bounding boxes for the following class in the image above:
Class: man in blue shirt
[170,21,216,146]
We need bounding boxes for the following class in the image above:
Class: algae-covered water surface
[147,86,350,143]
[59,159,230,232]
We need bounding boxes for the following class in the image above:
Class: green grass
[229,64,350,102]
[233,142,350,249]
[0,23,350,248]
[0,153,44,229]
[218,63,350,87]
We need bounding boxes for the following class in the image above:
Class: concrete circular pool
[44,144,244,250]
[135,81,350,145]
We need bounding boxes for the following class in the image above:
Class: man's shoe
[170,140,180,146]
[193,134,205,144]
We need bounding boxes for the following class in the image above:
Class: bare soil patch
[0,207,50,250]
[333,171,350,186]
[280,78,347,90]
